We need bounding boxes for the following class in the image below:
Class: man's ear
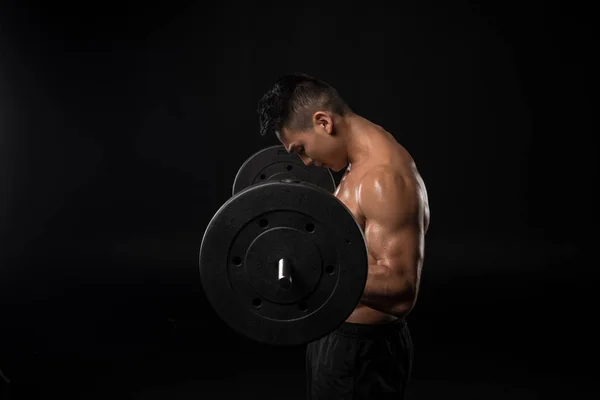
[312,111,333,135]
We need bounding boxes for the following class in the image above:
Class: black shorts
[305,318,413,399]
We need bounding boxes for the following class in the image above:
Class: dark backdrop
[0,1,595,398]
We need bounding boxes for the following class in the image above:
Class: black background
[0,1,596,398]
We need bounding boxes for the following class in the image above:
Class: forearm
[360,263,415,315]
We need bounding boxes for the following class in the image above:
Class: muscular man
[257,74,430,399]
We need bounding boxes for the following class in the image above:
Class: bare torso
[333,126,430,325]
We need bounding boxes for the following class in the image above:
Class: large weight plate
[199,180,368,347]
[232,145,336,195]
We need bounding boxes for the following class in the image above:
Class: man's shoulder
[356,159,425,210]
[355,164,405,208]
[357,163,408,191]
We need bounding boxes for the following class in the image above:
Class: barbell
[199,145,368,346]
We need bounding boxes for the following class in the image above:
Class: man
[257,73,430,399]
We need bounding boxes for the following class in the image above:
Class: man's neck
[341,113,378,168]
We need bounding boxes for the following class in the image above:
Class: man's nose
[299,154,313,166]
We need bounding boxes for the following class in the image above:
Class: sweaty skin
[279,114,430,325]
[334,135,429,324]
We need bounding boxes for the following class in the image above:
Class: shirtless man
[257,74,430,399]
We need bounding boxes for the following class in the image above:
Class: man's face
[278,121,348,172]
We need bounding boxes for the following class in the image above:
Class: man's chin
[328,163,347,172]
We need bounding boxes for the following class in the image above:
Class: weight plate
[232,145,336,195]
[199,180,368,346]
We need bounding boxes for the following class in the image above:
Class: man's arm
[358,167,428,317]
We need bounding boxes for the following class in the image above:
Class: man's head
[257,73,352,172]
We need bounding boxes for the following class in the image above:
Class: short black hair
[257,73,351,137]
